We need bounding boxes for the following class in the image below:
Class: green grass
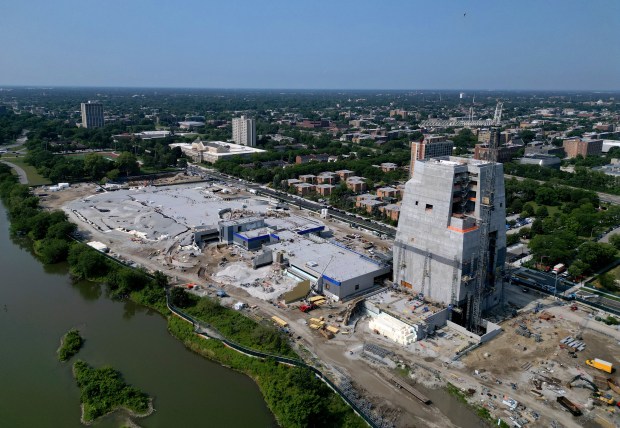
[527,201,561,216]
[607,264,620,282]
[1,156,51,185]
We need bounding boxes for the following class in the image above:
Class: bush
[58,329,84,361]
[73,360,151,422]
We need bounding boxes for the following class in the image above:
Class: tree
[115,152,140,177]
[598,273,618,292]
[84,153,112,179]
[521,203,535,218]
[169,287,194,308]
[68,245,109,279]
[35,238,70,264]
[568,260,588,279]
[609,234,620,251]
[576,242,617,272]
[506,233,520,246]
[535,206,548,218]
[106,169,120,181]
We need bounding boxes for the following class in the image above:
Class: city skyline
[1,1,619,90]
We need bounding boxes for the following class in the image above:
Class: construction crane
[492,101,503,126]
[422,251,432,300]
[450,256,463,320]
[468,128,499,332]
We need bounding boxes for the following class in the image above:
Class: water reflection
[71,279,102,301]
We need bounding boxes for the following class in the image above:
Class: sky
[0,1,618,90]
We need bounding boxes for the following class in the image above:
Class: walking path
[0,160,28,184]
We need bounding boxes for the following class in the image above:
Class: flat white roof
[269,236,387,284]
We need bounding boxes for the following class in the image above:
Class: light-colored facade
[232,115,256,147]
[368,312,419,345]
[393,157,506,314]
[80,102,104,128]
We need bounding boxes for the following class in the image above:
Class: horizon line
[1,85,619,93]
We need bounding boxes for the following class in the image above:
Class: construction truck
[586,358,613,374]
[553,263,566,274]
[567,374,598,392]
[592,392,616,406]
[299,302,317,313]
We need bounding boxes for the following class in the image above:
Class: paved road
[598,225,620,243]
[0,160,28,184]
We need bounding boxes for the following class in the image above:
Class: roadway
[510,266,620,315]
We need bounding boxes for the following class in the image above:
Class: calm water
[0,202,276,428]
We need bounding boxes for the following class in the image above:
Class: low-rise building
[519,154,561,169]
[282,178,301,188]
[380,204,401,222]
[524,141,565,157]
[299,174,317,184]
[178,121,205,130]
[316,184,335,196]
[336,169,355,180]
[295,183,316,196]
[317,172,338,184]
[368,312,419,345]
[474,142,523,163]
[376,187,399,199]
[563,138,603,158]
[380,162,398,172]
[346,176,367,193]
[170,140,265,163]
[296,153,330,164]
[356,198,385,214]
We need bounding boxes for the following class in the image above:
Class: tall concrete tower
[80,102,104,128]
[393,156,506,318]
[232,115,256,147]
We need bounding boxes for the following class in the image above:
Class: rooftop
[269,235,387,283]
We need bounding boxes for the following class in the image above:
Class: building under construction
[393,155,506,330]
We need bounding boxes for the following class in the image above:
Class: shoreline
[79,399,155,426]
[71,362,155,426]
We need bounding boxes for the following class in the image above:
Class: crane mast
[468,128,499,332]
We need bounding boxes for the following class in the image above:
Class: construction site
[34,158,620,428]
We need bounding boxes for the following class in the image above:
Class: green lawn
[527,201,561,216]
[0,156,51,186]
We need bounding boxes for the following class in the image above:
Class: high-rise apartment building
[80,102,104,129]
[232,115,256,147]
[409,136,453,177]
[393,156,506,316]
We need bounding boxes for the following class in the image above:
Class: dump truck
[586,359,613,374]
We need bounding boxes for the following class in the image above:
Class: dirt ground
[40,180,620,428]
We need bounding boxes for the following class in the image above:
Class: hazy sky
[1,1,618,90]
